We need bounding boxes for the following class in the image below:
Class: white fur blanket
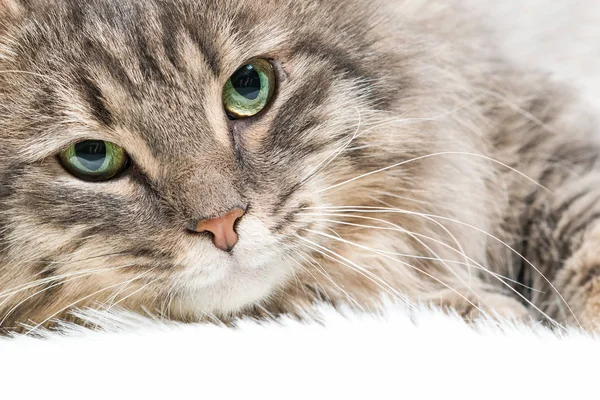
[1,306,599,399]
[2,2,599,398]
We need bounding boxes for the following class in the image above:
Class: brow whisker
[299,97,487,190]
[300,107,364,185]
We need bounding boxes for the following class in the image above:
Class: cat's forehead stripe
[77,73,114,128]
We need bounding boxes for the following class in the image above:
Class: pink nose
[193,208,245,252]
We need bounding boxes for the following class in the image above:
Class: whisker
[296,235,412,307]
[368,189,481,218]
[305,220,472,264]
[475,87,562,137]
[300,106,364,185]
[306,220,565,328]
[317,152,551,194]
[304,206,575,329]
[103,272,161,313]
[24,270,154,335]
[0,264,138,327]
[299,98,486,190]
[289,249,363,309]
[307,218,541,293]
[0,264,135,301]
[284,255,313,304]
[81,270,160,332]
[367,194,475,288]
[286,253,329,299]
[296,234,484,314]
[301,228,488,318]
[308,205,480,306]
[0,250,142,298]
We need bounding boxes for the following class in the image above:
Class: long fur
[0,1,599,397]
[1,0,600,334]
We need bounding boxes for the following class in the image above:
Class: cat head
[0,0,484,329]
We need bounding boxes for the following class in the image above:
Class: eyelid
[17,133,114,164]
[225,56,274,79]
[270,57,289,82]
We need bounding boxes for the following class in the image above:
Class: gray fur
[0,0,599,332]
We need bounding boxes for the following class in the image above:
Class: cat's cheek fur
[2,0,600,332]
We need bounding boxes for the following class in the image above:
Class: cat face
[0,0,461,328]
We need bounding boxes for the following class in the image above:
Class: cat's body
[0,0,598,332]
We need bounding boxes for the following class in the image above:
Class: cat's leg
[519,174,600,330]
[548,222,600,330]
[424,287,532,323]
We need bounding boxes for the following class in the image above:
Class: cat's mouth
[164,212,294,315]
[171,249,292,318]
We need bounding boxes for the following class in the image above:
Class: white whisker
[103,269,160,313]
[303,205,575,329]
[301,228,487,318]
[24,270,154,335]
[318,152,551,194]
[307,218,541,293]
[296,235,413,307]
[289,249,363,309]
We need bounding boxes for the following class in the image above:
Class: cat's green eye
[59,140,129,181]
[223,59,275,119]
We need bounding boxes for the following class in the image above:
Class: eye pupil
[230,65,261,100]
[74,140,107,172]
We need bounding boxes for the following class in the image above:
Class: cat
[0,0,599,334]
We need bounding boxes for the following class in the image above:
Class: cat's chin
[169,258,292,319]
[168,216,294,318]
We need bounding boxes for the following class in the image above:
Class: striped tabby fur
[0,0,599,333]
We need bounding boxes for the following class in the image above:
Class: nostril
[189,208,246,252]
